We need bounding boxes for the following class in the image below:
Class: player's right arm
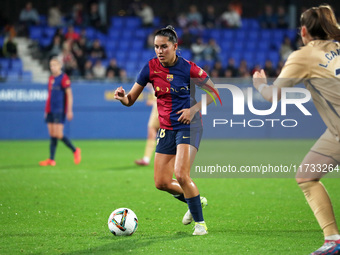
[114,82,144,107]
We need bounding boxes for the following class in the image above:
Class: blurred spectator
[187,5,203,28]
[275,60,284,76]
[224,69,233,78]
[48,4,63,27]
[64,26,80,42]
[3,35,18,58]
[136,3,154,27]
[73,48,86,76]
[19,2,40,26]
[92,59,106,79]
[177,13,188,28]
[47,35,63,59]
[179,27,195,48]
[70,3,85,27]
[119,69,128,83]
[225,58,238,77]
[211,61,225,77]
[203,39,220,61]
[19,2,40,36]
[73,36,89,54]
[106,58,121,77]
[238,60,250,78]
[191,37,206,61]
[61,47,79,77]
[88,2,102,30]
[203,5,217,28]
[259,4,277,29]
[106,69,116,81]
[277,6,288,29]
[210,69,219,79]
[221,3,242,28]
[263,60,276,77]
[84,60,94,80]
[89,39,106,60]
[280,36,293,61]
[251,64,261,75]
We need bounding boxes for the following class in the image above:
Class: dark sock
[50,137,58,160]
[185,194,204,222]
[173,194,187,203]
[61,136,76,152]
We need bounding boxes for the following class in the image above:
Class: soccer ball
[108,208,138,236]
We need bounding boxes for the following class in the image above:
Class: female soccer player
[39,58,81,166]
[253,5,340,255]
[115,25,218,235]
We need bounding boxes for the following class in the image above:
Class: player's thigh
[154,153,176,184]
[174,144,198,176]
[296,151,338,183]
[54,124,64,139]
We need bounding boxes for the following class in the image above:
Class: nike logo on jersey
[182,136,190,139]
[154,71,162,73]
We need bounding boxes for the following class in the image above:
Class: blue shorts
[45,113,65,124]
[155,128,203,155]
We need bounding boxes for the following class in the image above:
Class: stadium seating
[29,16,297,79]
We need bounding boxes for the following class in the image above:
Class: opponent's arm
[253,69,281,102]
[114,83,144,107]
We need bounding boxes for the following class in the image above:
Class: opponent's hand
[177,108,192,125]
[67,111,73,121]
[114,86,126,101]
[253,69,267,90]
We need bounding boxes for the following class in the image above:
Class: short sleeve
[190,61,209,86]
[136,62,150,87]
[274,49,310,88]
[61,74,71,89]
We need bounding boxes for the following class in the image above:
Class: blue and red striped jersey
[137,56,209,130]
[45,73,71,114]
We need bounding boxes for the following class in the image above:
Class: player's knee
[56,134,63,139]
[174,172,189,185]
[155,180,169,191]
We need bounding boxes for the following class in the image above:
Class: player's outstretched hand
[67,111,73,121]
[253,69,267,90]
[114,86,126,101]
[177,108,192,125]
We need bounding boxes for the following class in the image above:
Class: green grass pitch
[0,139,339,254]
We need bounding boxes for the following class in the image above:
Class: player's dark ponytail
[301,4,340,41]
[154,25,178,44]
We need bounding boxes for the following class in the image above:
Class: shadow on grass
[62,232,191,254]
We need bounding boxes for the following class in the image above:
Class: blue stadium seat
[85,27,96,40]
[209,29,221,41]
[248,31,259,40]
[235,30,246,40]
[6,70,20,82]
[44,27,56,38]
[179,49,191,60]
[29,26,43,40]
[11,59,23,71]
[125,17,142,28]
[121,30,133,39]
[111,17,124,27]
[267,51,280,67]
[222,30,234,40]
[40,37,52,48]
[220,41,232,51]
[21,71,32,82]
[105,41,118,52]
[118,40,130,51]
[108,29,121,40]
[134,40,144,50]
[0,58,10,70]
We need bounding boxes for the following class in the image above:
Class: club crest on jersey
[166,74,173,82]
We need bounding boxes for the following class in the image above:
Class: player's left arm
[65,87,73,121]
[177,79,219,124]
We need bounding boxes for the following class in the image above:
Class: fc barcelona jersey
[136,56,209,130]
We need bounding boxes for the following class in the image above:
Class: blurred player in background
[134,91,160,166]
[39,58,81,166]
[253,5,340,255]
[115,25,218,235]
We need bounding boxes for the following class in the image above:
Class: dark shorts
[155,128,203,155]
[45,113,66,124]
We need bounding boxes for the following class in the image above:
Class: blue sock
[50,137,58,160]
[61,136,76,152]
[185,194,204,222]
[173,194,187,203]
